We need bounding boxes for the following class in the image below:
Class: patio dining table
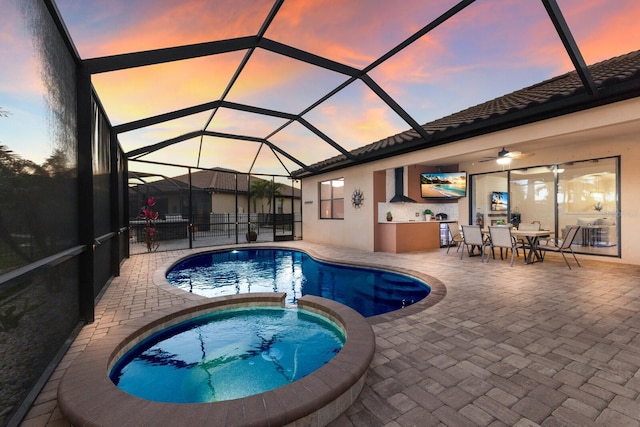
[481,228,553,264]
[510,229,553,264]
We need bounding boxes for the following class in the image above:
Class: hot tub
[57,293,375,426]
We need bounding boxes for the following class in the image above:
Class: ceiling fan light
[497,148,509,158]
[496,156,511,165]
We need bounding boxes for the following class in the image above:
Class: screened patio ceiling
[55,0,640,178]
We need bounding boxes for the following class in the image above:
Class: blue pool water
[110,307,345,403]
[166,248,430,317]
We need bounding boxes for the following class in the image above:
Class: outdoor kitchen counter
[376,220,445,253]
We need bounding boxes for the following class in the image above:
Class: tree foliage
[249,178,282,214]
[0,145,77,272]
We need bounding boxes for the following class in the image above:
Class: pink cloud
[561,0,640,64]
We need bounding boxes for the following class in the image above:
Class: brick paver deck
[20,242,640,426]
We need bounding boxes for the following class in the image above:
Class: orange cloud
[91,52,246,123]
[569,1,640,64]
[75,1,273,57]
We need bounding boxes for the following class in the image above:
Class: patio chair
[445,223,464,253]
[460,225,488,260]
[486,226,523,266]
[539,225,581,269]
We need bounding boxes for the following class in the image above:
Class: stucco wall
[211,193,300,215]
[301,98,640,265]
[301,165,376,251]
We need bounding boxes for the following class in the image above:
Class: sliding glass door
[509,167,555,231]
[470,156,619,257]
[556,157,619,255]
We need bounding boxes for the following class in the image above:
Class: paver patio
[20,242,640,426]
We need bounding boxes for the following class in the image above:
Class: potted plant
[246,224,258,242]
[386,211,393,222]
[140,197,160,252]
[423,209,433,221]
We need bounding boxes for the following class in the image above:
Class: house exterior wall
[280,197,302,215]
[210,193,300,214]
[211,193,249,214]
[301,97,640,265]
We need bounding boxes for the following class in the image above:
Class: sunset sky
[2,0,640,178]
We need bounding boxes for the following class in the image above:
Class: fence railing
[129,212,300,250]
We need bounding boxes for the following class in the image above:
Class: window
[320,178,344,219]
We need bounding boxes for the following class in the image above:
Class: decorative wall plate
[351,188,364,208]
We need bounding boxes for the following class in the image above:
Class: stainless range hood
[389,167,417,203]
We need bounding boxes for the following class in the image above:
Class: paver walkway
[20,242,640,426]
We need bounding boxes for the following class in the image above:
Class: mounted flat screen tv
[420,171,467,199]
[490,191,508,211]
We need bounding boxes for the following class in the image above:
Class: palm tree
[249,178,283,218]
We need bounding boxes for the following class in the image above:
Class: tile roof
[170,167,301,197]
[293,49,640,177]
[172,167,247,192]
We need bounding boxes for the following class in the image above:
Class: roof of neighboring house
[293,49,640,178]
[170,168,301,197]
[171,167,247,192]
[128,173,192,193]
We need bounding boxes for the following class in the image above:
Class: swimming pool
[110,307,345,403]
[166,248,431,317]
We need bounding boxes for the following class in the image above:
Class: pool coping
[57,293,375,427]
[153,244,447,326]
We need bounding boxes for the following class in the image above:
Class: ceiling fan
[479,147,533,164]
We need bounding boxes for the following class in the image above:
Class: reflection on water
[167,249,431,317]
[111,308,345,403]
[1,0,78,274]
[0,0,80,424]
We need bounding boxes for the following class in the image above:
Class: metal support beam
[76,65,95,323]
[188,168,193,250]
[215,101,355,160]
[259,38,361,77]
[109,128,120,277]
[84,36,258,74]
[119,99,342,166]
[114,101,221,133]
[125,129,313,172]
[365,0,476,72]
[202,0,285,133]
[360,75,432,142]
[126,130,203,158]
[541,0,597,96]
[297,118,356,160]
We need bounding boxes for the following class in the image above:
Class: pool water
[166,249,430,317]
[110,307,345,403]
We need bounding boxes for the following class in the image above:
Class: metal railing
[129,212,300,253]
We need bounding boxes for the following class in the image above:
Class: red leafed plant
[141,197,159,252]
